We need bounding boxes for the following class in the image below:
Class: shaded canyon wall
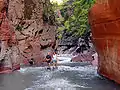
[89,0,120,83]
[0,0,56,72]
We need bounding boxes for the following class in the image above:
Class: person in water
[52,51,58,69]
[29,58,34,66]
[45,52,52,69]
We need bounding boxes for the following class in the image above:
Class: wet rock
[58,29,96,62]
[58,30,91,54]
[60,30,79,46]
[72,50,95,62]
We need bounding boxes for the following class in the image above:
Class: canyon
[0,0,120,85]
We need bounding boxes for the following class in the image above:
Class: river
[0,62,120,90]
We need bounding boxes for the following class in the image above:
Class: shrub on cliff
[55,0,95,37]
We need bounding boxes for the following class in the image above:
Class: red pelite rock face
[0,0,20,73]
[89,0,120,84]
[8,0,56,66]
[0,0,56,73]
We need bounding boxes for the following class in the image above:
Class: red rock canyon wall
[0,0,56,73]
[89,0,120,83]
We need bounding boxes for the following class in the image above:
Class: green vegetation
[53,0,96,38]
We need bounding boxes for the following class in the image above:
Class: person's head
[31,58,34,61]
[47,52,51,55]
[29,58,34,65]
[53,51,57,55]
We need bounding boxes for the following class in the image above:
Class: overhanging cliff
[89,0,120,84]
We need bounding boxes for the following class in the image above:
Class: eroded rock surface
[0,0,56,73]
[89,0,120,84]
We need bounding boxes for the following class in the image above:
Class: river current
[0,62,120,90]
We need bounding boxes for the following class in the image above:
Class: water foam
[25,78,91,90]
[23,65,97,90]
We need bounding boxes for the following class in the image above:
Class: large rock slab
[89,0,120,84]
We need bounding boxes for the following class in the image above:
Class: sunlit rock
[89,0,120,84]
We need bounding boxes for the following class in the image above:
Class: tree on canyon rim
[53,0,96,38]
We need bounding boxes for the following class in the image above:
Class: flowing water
[0,61,120,90]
